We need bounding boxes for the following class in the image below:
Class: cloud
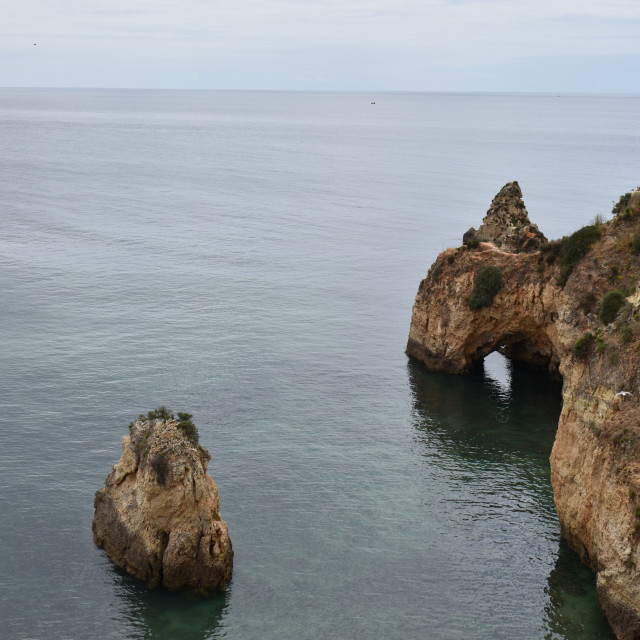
[2,0,640,89]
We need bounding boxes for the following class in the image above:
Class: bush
[468,265,503,310]
[613,192,632,215]
[621,207,637,221]
[631,233,640,255]
[621,325,634,344]
[146,406,173,421]
[134,407,199,445]
[573,332,594,358]
[609,265,620,283]
[599,290,626,324]
[177,411,199,445]
[541,241,562,265]
[555,225,602,287]
[466,238,480,249]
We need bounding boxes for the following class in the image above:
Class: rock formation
[463,181,547,253]
[93,410,233,592]
[407,184,640,639]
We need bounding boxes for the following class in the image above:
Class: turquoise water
[2,89,638,638]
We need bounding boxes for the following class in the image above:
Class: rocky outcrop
[407,184,640,639]
[463,181,547,253]
[93,411,233,592]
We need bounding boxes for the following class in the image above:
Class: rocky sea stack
[93,409,233,592]
[407,184,640,639]
[462,181,547,253]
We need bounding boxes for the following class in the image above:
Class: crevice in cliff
[157,531,169,587]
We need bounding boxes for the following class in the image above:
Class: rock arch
[406,183,640,639]
[406,241,562,378]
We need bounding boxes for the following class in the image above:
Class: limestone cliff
[407,184,640,639]
[463,181,547,253]
[93,410,233,592]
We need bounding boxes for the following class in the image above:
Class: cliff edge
[407,183,640,639]
[93,409,233,592]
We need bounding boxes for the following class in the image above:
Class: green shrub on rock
[146,406,173,421]
[620,325,634,344]
[573,332,594,358]
[177,412,199,445]
[556,225,602,287]
[599,290,626,325]
[612,192,632,215]
[133,407,200,446]
[468,265,503,311]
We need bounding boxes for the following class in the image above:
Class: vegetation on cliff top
[541,224,602,287]
[468,265,503,311]
[129,406,200,445]
[612,192,633,216]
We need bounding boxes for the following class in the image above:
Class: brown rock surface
[93,412,233,592]
[407,184,640,639]
[463,181,547,253]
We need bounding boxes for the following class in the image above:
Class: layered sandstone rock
[93,411,233,592]
[407,184,640,639]
[463,181,547,253]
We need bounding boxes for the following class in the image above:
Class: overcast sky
[2,0,640,91]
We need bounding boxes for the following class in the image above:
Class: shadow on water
[544,540,615,640]
[407,353,562,464]
[110,565,230,640]
[407,353,615,640]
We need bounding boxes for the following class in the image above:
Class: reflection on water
[545,540,614,639]
[110,565,229,640]
[408,353,562,463]
[483,350,513,395]
[407,353,615,639]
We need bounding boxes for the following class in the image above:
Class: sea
[1,89,639,640]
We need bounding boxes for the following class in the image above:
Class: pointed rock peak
[494,180,523,200]
[463,181,547,253]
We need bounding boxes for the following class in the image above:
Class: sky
[2,0,640,92]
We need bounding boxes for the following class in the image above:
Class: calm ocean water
[2,89,639,639]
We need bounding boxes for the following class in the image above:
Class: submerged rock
[407,183,640,639]
[93,410,233,592]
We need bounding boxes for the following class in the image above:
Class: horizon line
[3,86,640,97]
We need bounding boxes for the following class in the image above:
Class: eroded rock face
[407,183,640,639]
[463,181,547,253]
[93,416,233,592]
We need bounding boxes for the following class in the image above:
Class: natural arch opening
[406,346,598,637]
[469,330,561,382]
[482,350,513,392]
